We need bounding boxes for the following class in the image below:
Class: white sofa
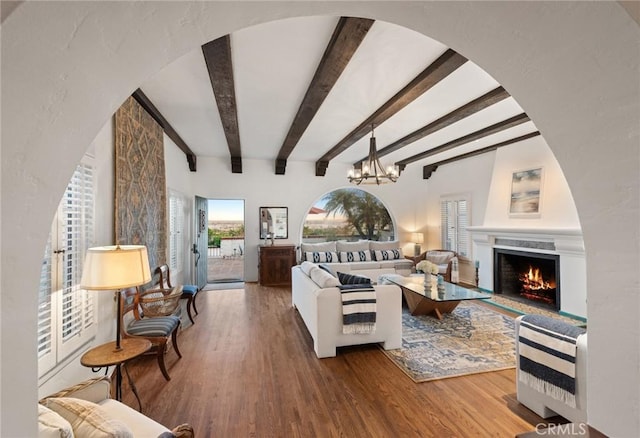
[292,262,403,358]
[300,240,413,282]
[515,315,588,424]
[39,376,193,437]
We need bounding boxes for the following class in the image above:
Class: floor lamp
[81,245,151,351]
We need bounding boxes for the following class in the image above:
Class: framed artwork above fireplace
[509,167,543,217]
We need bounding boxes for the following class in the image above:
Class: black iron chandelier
[347,124,399,185]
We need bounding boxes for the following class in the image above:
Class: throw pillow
[305,251,339,263]
[38,404,74,438]
[309,266,341,288]
[300,242,337,260]
[317,263,336,277]
[338,250,372,262]
[44,397,134,438]
[373,249,403,261]
[300,261,316,276]
[337,272,372,285]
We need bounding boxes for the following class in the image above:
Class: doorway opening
[207,199,245,283]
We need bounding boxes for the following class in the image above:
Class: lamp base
[414,243,421,257]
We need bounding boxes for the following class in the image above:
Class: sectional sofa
[299,240,412,282]
[292,261,403,358]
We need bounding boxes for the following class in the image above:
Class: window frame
[38,157,96,379]
[440,194,471,260]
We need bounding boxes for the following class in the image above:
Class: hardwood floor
[120,283,553,437]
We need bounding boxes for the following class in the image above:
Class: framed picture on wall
[509,167,543,217]
[260,207,288,239]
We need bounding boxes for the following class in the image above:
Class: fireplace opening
[493,248,560,311]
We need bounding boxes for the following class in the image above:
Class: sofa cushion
[318,263,336,276]
[300,242,337,260]
[373,249,403,261]
[300,261,316,276]
[305,251,339,263]
[348,261,381,271]
[309,266,341,288]
[44,397,134,438]
[369,240,401,252]
[98,399,171,438]
[38,404,74,438]
[336,240,370,252]
[338,250,372,263]
[337,272,372,285]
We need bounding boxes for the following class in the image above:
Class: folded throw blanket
[339,284,376,334]
[518,314,586,408]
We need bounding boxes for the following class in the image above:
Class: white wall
[483,136,580,228]
[168,156,429,282]
[2,2,638,436]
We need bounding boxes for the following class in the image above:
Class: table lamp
[81,245,151,351]
[411,232,424,257]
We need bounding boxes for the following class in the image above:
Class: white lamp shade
[81,245,152,290]
[411,232,424,244]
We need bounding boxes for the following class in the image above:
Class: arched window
[302,188,394,243]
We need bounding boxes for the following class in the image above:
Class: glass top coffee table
[382,274,491,319]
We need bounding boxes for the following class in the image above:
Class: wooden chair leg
[185,297,195,325]
[192,293,199,315]
[157,342,171,381]
[171,326,182,359]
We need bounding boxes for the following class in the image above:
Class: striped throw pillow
[373,249,403,261]
[338,250,372,263]
[305,251,339,263]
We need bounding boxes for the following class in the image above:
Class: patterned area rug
[380,301,516,382]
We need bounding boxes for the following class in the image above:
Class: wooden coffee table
[383,274,491,320]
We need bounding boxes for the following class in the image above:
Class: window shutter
[39,161,96,376]
[37,235,55,371]
[440,198,471,259]
[169,191,185,273]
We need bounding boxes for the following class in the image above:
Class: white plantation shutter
[440,198,470,258]
[38,160,96,376]
[169,190,186,273]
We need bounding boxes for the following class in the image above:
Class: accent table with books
[381,274,491,320]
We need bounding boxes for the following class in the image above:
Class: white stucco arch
[2,2,638,436]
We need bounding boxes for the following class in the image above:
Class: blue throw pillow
[337,272,371,285]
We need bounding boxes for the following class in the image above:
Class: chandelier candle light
[348,124,399,185]
[80,245,152,351]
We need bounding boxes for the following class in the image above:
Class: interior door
[194,196,208,289]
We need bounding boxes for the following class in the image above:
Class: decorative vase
[423,273,434,291]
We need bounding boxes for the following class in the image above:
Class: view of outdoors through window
[303,188,394,243]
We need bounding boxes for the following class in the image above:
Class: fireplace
[493,248,560,310]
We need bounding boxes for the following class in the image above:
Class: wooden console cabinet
[258,245,297,286]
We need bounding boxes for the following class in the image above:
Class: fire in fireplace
[519,265,556,304]
[494,248,560,310]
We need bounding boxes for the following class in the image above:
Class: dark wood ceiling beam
[396,112,531,167]
[275,17,374,175]
[315,48,468,176]
[355,86,510,165]
[202,35,242,174]
[422,131,541,179]
[132,89,197,171]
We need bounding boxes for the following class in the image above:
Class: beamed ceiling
[138,16,541,179]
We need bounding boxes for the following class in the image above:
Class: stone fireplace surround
[468,227,587,319]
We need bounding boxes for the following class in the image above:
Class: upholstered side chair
[156,264,200,325]
[120,287,182,381]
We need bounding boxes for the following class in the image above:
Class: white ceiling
[140,16,535,173]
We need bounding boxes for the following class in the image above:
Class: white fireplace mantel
[467,226,587,318]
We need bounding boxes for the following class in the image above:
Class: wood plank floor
[120,283,554,437]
